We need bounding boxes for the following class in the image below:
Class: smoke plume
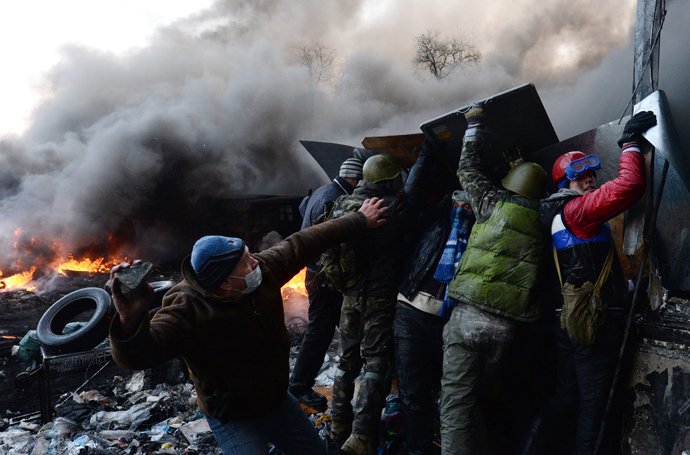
[0,0,688,275]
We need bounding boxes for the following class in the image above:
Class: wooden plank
[361,133,425,169]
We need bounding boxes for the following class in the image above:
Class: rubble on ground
[0,344,408,455]
[0,376,224,455]
[0,327,348,455]
[0,295,412,455]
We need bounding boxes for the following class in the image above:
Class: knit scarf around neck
[434,207,474,319]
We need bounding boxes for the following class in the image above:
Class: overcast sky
[0,1,213,135]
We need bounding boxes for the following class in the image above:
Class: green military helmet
[362,154,402,183]
[501,162,548,200]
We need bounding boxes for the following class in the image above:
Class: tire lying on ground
[37,288,111,356]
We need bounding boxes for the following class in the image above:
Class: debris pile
[0,283,375,455]
[1,328,347,455]
[0,375,222,455]
[289,346,339,389]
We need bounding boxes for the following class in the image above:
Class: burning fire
[1,255,127,293]
[0,227,132,292]
[0,267,36,291]
[281,268,307,298]
[57,256,112,276]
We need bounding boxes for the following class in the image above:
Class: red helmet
[552,151,587,186]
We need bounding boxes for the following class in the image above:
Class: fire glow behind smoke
[0,224,129,291]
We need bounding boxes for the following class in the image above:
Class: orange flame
[58,256,107,275]
[56,254,128,276]
[0,266,36,290]
[281,268,307,298]
[1,250,128,292]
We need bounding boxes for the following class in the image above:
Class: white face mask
[231,265,262,294]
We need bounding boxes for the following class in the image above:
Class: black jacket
[398,198,453,300]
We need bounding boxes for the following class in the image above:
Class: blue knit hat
[191,236,245,290]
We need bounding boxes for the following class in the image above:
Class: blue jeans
[207,392,327,455]
[394,303,446,455]
[529,317,624,455]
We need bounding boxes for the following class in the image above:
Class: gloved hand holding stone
[465,101,486,128]
[618,111,657,148]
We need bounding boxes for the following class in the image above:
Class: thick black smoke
[0,0,688,277]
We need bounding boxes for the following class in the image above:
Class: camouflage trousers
[331,293,395,438]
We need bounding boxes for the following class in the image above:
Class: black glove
[420,137,440,157]
[618,111,657,148]
[206,389,234,422]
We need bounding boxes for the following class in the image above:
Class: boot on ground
[329,421,352,447]
[340,434,377,455]
[291,387,328,410]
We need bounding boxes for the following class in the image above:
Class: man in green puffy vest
[439,102,548,455]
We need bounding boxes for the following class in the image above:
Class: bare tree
[297,41,338,90]
[413,29,481,79]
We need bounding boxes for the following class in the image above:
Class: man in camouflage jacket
[328,149,435,455]
[440,103,547,455]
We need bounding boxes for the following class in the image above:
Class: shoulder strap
[552,242,614,290]
[553,244,563,287]
[594,243,615,292]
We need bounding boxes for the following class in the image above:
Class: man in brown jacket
[108,198,387,455]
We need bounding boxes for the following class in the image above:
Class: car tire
[37,288,111,356]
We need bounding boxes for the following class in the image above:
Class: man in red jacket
[108,198,387,455]
[518,111,656,455]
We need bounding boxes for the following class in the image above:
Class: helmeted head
[552,151,601,189]
[501,162,548,201]
[339,158,364,180]
[362,154,402,183]
[191,236,245,291]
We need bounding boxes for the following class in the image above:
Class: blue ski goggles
[565,155,601,180]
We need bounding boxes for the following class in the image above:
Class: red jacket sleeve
[563,145,646,239]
